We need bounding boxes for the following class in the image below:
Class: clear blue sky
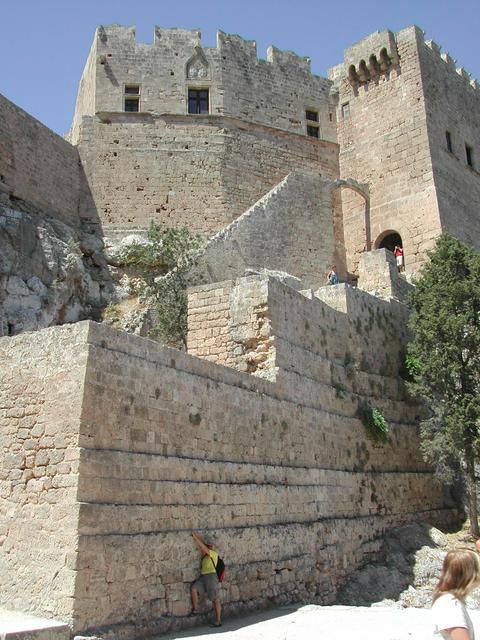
[2,0,479,136]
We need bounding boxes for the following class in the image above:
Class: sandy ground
[158,604,480,640]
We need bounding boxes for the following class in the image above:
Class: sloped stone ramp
[0,609,69,640]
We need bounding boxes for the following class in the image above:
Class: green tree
[120,222,204,347]
[407,233,480,536]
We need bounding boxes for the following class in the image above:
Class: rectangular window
[466,144,474,168]
[341,102,350,118]
[188,89,209,114]
[446,131,453,153]
[125,98,140,112]
[124,84,140,112]
[305,109,320,138]
[125,85,140,95]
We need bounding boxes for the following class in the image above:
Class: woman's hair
[433,549,480,602]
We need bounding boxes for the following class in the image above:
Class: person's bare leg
[213,599,221,624]
[191,588,200,613]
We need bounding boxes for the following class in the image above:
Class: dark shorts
[192,573,220,601]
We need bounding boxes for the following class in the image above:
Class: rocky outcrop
[337,522,480,609]
[0,201,113,336]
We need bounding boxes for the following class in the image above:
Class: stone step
[0,609,70,640]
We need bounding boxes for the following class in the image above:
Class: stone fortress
[0,21,479,639]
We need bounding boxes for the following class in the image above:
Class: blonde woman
[432,548,480,639]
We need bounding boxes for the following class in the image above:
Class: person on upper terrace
[394,245,405,272]
[326,265,339,285]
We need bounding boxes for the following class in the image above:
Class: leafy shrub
[358,403,390,444]
[119,222,204,347]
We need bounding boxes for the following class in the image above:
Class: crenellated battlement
[95,24,317,77]
[424,36,480,93]
[343,29,399,89]
[216,30,258,60]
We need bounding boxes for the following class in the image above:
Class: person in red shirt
[394,245,404,272]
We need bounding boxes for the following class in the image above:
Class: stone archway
[331,179,370,276]
[375,230,403,254]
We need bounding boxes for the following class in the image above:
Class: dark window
[466,144,474,168]
[307,125,319,138]
[124,84,140,112]
[341,102,350,118]
[446,131,453,153]
[125,98,139,112]
[305,110,319,122]
[188,89,209,114]
[125,85,140,95]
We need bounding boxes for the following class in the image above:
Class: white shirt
[432,593,475,639]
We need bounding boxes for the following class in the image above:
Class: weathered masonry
[0,258,457,638]
[0,19,478,639]
[67,24,480,275]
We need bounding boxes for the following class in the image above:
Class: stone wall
[0,285,456,637]
[357,249,413,302]
[420,39,480,252]
[330,27,442,274]
[70,25,336,144]
[0,324,88,624]
[74,112,338,235]
[192,171,338,288]
[0,93,87,229]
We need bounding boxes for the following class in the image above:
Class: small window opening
[124,84,140,112]
[305,109,320,138]
[341,102,350,118]
[446,131,453,153]
[466,144,474,168]
[188,89,209,114]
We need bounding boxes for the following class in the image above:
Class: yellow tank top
[201,550,218,575]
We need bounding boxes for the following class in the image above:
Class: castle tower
[330,26,480,274]
[69,25,339,244]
